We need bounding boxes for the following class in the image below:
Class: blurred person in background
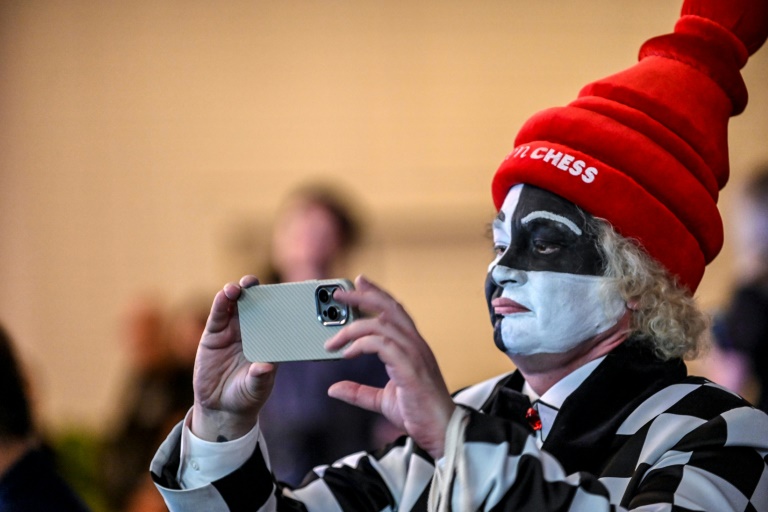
[710,163,768,413]
[0,322,91,511]
[100,295,177,511]
[257,183,400,486]
[103,293,209,512]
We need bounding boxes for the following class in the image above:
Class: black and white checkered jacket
[152,342,768,511]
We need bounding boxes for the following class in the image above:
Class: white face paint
[488,185,626,356]
[492,268,627,355]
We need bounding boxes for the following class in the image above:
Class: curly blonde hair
[592,218,708,361]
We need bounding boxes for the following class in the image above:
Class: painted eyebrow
[521,211,582,236]
[491,211,506,229]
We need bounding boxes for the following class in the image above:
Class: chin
[506,351,571,376]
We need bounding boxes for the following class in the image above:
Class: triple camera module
[315,285,349,326]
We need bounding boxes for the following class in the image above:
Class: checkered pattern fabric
[152,343,768,511]
[436,379,768,511]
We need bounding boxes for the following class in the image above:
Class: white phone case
[238,279,358,362]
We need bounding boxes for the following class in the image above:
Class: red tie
[525,406,542,431]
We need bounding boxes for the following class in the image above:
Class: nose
[491,264,528,287]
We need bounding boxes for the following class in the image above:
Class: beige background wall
[1,0,767,435]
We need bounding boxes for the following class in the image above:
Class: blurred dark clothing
[712,281,768,413]
[0,447,91,512]
[101,364,193,511]
[259,355,391,486]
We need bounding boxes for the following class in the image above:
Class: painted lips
[492,297,530,315]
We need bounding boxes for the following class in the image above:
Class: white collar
[522,355,605,444]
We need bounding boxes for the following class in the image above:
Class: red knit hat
[491,0,768,293]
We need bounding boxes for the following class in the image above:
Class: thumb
[245,362,277,398]
[206,283,242,334]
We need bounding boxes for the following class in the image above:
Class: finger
[247,361,276,377]
[342,333,425,374]
[245,362,277,395]
[324,317,407,352]
[334,278,418,334]
[334,275,396,307]
[334,332,429,387]
[239,275,260,288]
[341,329,443,391]
[355,274,394,298]
[328,381,383,414]
[222,281,244,301]
[206,285,238,334]
[205,281,248,336]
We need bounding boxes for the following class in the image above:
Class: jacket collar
[482,341,687,475]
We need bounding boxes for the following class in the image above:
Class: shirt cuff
[177,409,261,489]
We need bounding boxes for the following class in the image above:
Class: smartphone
[238,279,359,363]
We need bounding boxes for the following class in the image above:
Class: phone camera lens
[318,289,330,303]
[327,307,339,321]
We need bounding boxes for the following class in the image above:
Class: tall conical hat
[492,0,768,292]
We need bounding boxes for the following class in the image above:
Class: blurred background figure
[266,183,362,283]
[0,322,91,511]
[99,295,179,511]
[710,163,768,413]
[257,183,401,486]
[100,292,209,511]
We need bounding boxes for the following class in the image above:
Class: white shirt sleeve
[176,409,261,489]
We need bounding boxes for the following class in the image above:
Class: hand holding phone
[238,279,359,362]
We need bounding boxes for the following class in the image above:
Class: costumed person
[150,0,768,510]
[100,295,181,512]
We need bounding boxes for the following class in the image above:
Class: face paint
[489,184,603,275]
[485,184,626,356]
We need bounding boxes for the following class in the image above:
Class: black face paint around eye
[496,186,603,276]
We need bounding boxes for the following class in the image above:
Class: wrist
[191,404,258,442]
[427,402,458,460]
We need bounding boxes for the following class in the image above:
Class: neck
[511,310,632,396]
